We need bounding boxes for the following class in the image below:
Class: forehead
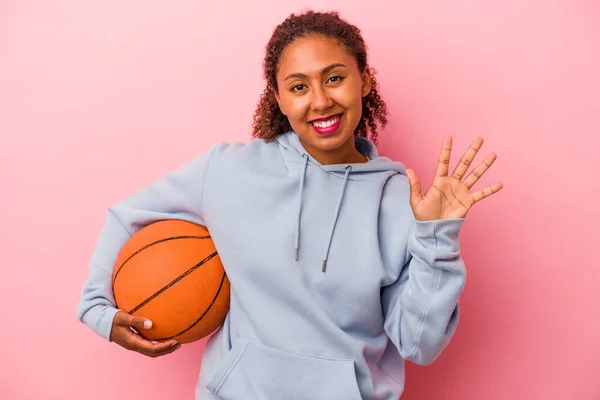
[277,35,356,76]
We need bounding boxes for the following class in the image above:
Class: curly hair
[251,10,388,144]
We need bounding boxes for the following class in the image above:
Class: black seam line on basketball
[112,235,211,286]
[127,251,219,315]
[153,272,227,341]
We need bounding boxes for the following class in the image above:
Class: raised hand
[405,136,503,221]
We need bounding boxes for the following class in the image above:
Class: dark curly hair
[251,10,388,144]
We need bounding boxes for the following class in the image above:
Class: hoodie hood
[276,131,406,175]
[276,131,407,272]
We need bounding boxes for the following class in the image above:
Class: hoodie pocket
[205,338,362,400]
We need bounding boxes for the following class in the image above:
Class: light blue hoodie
[77,131,466,400]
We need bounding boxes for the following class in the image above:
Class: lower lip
[311,115,342,136]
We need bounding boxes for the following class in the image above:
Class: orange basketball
[112,219,230,344]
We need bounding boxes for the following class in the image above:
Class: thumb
[405,169,422,204]
[119,312,153,331]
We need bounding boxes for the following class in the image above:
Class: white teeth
[312,116,339,128]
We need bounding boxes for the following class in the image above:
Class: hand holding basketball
[112,219,230,345]
[110,311,180,358]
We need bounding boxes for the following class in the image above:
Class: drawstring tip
[321,260,327,272]
[295,248,299,261]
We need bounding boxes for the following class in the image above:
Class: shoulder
[206,138,273,160]
[380,173,415,232]
[211,138,276,156]
[389,173,410,189]
[382,173,411,206]
[205,138,281,172]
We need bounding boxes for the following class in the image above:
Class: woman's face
[274,34,371,164]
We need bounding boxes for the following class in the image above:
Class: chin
[300,122,357,151]
[303,130,352,151]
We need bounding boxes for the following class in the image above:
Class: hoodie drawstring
[293,154,352,273]
[294,153,309,261]
[321,165,352,272]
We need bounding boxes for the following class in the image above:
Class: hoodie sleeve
[76,144,220,341]
[381,217,467,366]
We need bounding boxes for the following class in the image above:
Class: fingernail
[171,341,179,347]
[144,320,152,329]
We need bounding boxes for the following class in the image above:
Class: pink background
[1,0,599,399]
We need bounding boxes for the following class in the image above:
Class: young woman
[77,10,502,400]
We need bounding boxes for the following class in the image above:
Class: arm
[76,144,220,341]
[382,133,502,365]
[381,218,466,365]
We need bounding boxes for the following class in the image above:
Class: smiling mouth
[309,113,343,136]
[310,114,342,128]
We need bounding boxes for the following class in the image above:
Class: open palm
[405,136,503,221]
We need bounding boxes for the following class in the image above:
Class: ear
[274,88,287,116]
[361,67,372,97]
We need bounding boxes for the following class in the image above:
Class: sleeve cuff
[412,218,465,251]
[81,305,120,342]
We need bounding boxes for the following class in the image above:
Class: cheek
[283,97,310,121]
[335,82,363,108]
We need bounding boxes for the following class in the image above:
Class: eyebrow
[284,63,347,81]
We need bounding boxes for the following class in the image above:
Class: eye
[291,84,306,92]
[327,76,344,84]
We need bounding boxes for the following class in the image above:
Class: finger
[405,169,423,206]
[122,314,153,332]
[126,332,179,356]
[148,343,182,358]
[140,340,180,358]
[472,182,504,203]
[463,153,497,189]
[434,135,452,177]
[113,311,150,329]
[452,137,483,181]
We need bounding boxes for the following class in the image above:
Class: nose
[310,85,333,111]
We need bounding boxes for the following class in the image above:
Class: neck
[299,135,368,165]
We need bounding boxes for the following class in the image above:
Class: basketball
[112,219,230,344]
